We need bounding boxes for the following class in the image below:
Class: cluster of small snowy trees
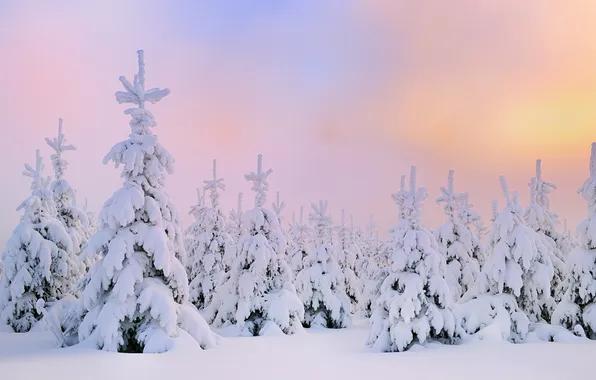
[1,49,595,355]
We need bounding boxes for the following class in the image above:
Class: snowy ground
[1,319,595,380]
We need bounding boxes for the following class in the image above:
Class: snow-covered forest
[1,50,596,378]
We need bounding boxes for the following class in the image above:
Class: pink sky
[1,1,596,247]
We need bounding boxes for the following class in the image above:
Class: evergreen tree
[288,206,311,276]
[226,192,244,251]
[45,118,90,278]
[524,160,566,305]
[77,50,216,352]
[272,191,293,268]
[367,166,455,352]
[185,160,235,310]
[553,143,596,338]
[435,170,480,301]
[204,155,303,336]
[473,176,552,323]
[295,201,351,328]
[458,196,487,268]
[0,150,75,332]
[335,210,361,313]
[360,215,386,318]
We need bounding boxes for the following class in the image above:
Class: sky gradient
[1,1,596,247]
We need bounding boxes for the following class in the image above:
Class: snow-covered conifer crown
[244,154,273,208]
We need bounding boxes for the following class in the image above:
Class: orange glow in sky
[1,1,596,245]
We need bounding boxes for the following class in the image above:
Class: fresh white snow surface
[1,318,594,380]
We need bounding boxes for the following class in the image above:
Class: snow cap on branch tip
[499,175,510,204]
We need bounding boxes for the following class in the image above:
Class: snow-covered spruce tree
[185,160,235,310]
[77,50,216,353]
[458,196,488,269]
[335,210,361,313]
[524,162,565,315]
[435,170,480,301]
[289,206,311,276]
[367,166,455,352]
[525,160,566,305]
[553,143,596,338]
[471,176,552,325]
[45,119,90,278]
[296,201,351,328]
[204,155,303,336]
[0,150,75,332]
[361,215,395,319]
[272,191,293,268]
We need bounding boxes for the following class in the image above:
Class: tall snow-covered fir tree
[524,160,566,305]
[45,119,90,277]
[0,150,75,332]
[472,176,552,324]
[435,170,480,301]
[553,143,596,338]
[289,206,311,276]
[367,166,455,352]
[334,210,361,313]
[204,155,303,336]
[295,201,351,328]
[77,50,216,353]
[360,214,386,317]
[458,196,487,269]
[272,191,293,268]
[185,160,235,310]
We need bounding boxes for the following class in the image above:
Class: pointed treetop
[436,169,468,221]
[491,200,499,221]
[237,192,243,215]
[533,159,556,210]
[45,118,76,156]
[392,166,427,228]
[578,143,596,205]
[23,149,49,193]
[45,118,76,180]
[203,159,225,209]
[189,188,205,218]
[272,191,286,217]
[499,176,511,205]
[309,200,333,236]
[196,188,205,207]
[115,49,170,110]
[300,205,304,224]
[529,177,537,206]
[244,154,273,208]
